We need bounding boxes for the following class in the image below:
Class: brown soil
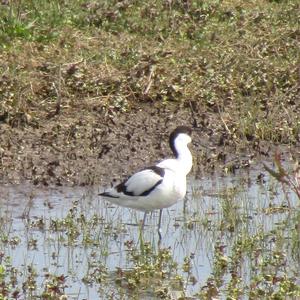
[0,102,297,187]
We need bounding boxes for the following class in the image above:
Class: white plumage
[99,126,193,238]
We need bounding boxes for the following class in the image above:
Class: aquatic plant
[264,151,300,202]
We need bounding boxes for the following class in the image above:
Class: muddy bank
[0,103,297,187]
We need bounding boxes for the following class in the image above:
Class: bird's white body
[100,127,193,214]
[104,166,185,211]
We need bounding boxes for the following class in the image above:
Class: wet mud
[0,103,297,186]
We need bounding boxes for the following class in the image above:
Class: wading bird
[99,126,193,239]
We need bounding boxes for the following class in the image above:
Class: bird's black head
[169,126,192,157]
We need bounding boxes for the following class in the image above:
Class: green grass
[0,0,299,144]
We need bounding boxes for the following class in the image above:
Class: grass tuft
[0,0,299,144]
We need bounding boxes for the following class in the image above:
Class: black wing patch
[145,166,165,177]
[99,191,119,198]
[115,165,165,197]
[140,178,163,196]
[116,180,134,196]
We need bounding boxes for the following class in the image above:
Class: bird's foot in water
[158,227,162,241]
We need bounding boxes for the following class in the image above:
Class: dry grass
[0,0,299,141]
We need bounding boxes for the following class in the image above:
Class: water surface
[0,168,299,299]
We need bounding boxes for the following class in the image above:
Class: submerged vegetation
[264,151,300,201]
[0,171,300,299]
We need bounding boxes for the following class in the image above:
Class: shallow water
[0,168,299,299]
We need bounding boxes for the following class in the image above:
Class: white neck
[174,139,193,175]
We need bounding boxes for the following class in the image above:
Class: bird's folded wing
[120,167,164,196]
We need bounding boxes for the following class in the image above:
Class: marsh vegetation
[1,168,300,299]
[0,0,299,298]
[0,0,299,185]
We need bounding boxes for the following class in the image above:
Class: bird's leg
[183,194,188,214]
[142,212,147,230]
[157,209,163,241]
[139,212,148,255]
